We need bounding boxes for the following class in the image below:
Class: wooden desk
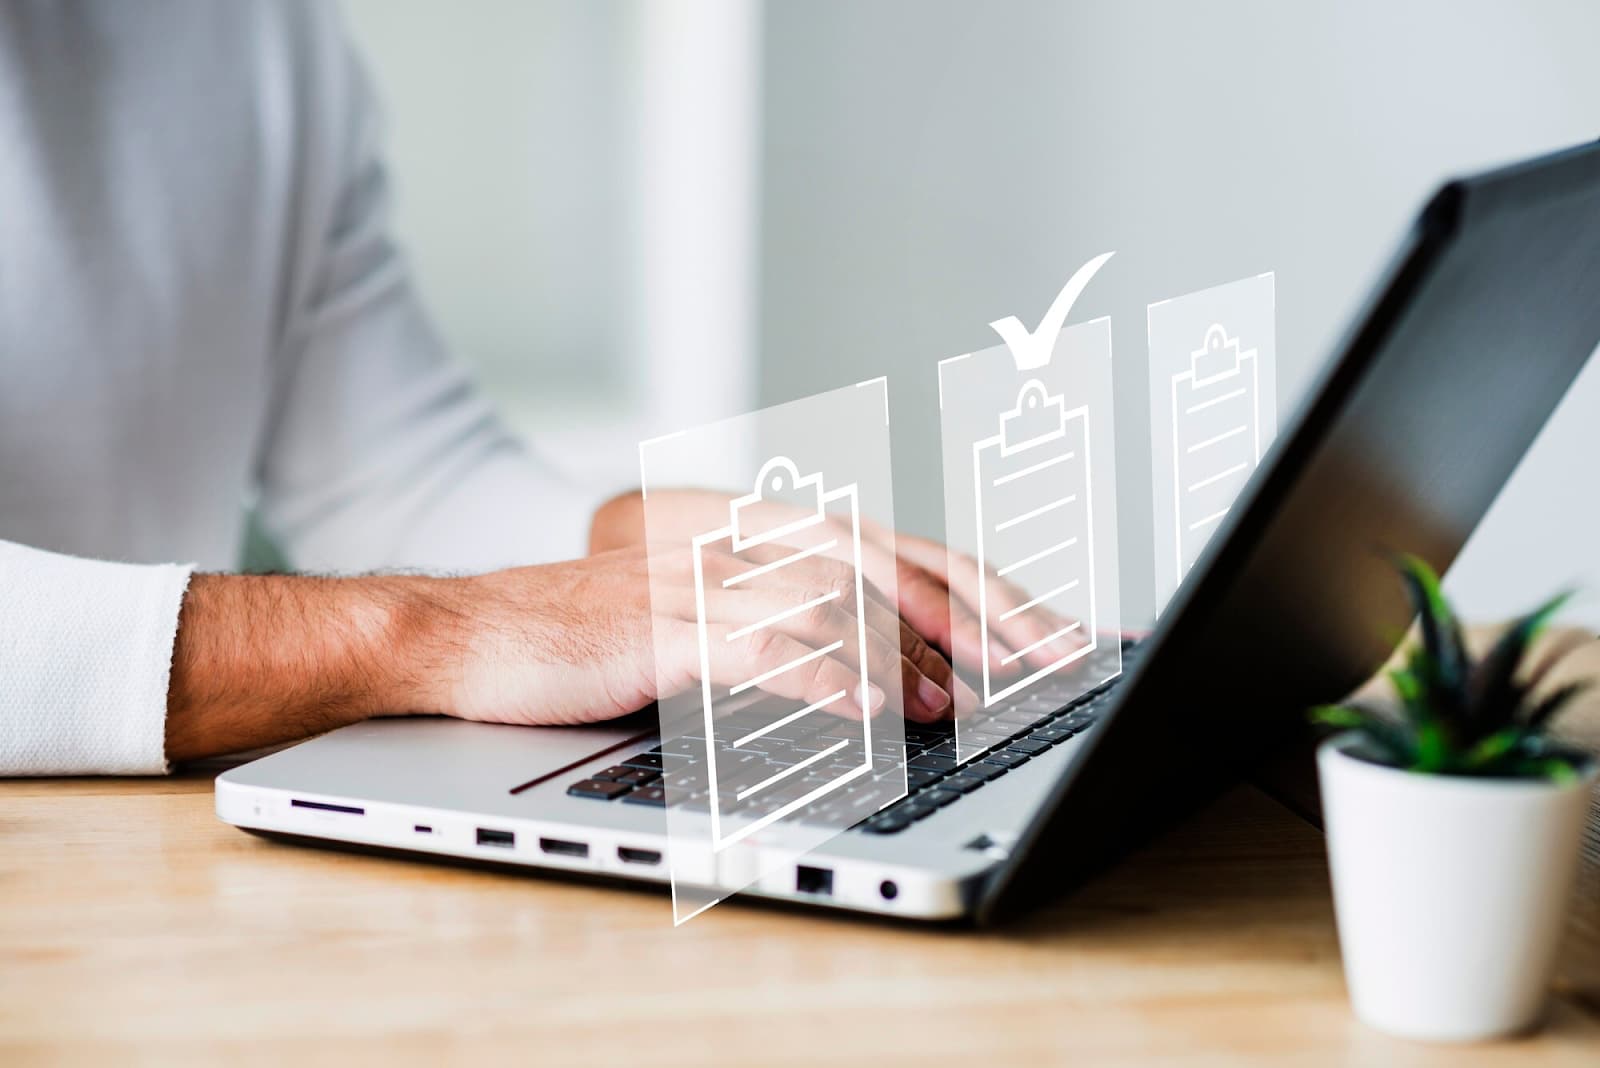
[6,638,1600,1064]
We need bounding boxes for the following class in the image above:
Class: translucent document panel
[638,380,907,924]
[937,320,1123,764]
[1148,272,1276,613]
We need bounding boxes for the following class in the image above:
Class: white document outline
[690,457,873,851]
[972,381,1098,707]
[1168,323,1261,584]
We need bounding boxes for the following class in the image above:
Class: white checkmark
[989,251,1115,370]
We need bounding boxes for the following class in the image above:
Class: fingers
[693,539,963,721]
[942,550,1087,671]
[894,612,979,721]
[702,623,883,719]
[702,586,953,722]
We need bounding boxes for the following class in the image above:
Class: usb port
[539,837,589,858]
[475,828,515,848]
[617,846,662,866]
[796,865,834,896]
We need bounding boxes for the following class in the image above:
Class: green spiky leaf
[1524,680,1590,732]
[1395,554,1468,704]
[1310,555,1591,781]
[1470,589,1576,733]
[1461,726,1526,770]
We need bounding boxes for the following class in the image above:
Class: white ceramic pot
[1318,733,1597,1042]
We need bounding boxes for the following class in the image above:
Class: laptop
[217,139,1600,924]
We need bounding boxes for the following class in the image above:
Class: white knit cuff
[0,541,194,776]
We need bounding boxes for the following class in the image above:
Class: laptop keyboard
[565,640,1140,836]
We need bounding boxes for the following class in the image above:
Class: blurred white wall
[759,0,1600,627]
[345,0,1600,628]
[342,0,759,492]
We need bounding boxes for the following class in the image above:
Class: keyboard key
[567,779,632,801]
[939,774,986,794]
[959,762,1007,782]
[1005,738,1055,756]
[907,754,956,774]
[621,753,664,771]
[980,749,1030,769]
[622,786,667,806]
[922,789,961,808]
[593,766,660,786]
[1031,725,1077,743]
[861,814,913,835]
[906,769,944,790]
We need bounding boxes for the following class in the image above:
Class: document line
[721,538,838,588]
[725,589,841,642]
[1188,507,1230,532]
[996,537,1078,578]
[994,494,1076,533]
[735,738,851,801]
[991,450,1075,487]
[1185,424,1248,454]
[731,689,846,749]
[1000,620,1083,666]
[998,579,1080,622]
[1187,461,1250,493]
[729,639,845,695]
[1184,386,1247,415]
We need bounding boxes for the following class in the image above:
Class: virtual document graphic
[939,255,1123,764]
[971,381,1098,707]
[639,379,907,923]
[690,458,874,850]
[1148,273,1276,612]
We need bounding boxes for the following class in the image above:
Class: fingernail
[917,676,952,716]
[866,683,886,714]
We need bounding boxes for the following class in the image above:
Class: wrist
[165,573,444,761]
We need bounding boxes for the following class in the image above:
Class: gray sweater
[0,1,595,774]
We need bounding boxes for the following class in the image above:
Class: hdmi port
[539,837,589,858]
[618,846,662,866]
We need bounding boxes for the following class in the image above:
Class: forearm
[164,573,445,762]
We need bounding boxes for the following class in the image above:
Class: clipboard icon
[1169,324,1262,583]
[971,381,1099,707]
[690,457,874,850]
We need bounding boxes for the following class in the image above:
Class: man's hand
[164,546,967,762]
[590,489,1088,681]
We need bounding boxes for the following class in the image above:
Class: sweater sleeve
[0,540,193,776]
[253,4,604,576]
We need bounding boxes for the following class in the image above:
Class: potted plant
[1313,555,1596,1042]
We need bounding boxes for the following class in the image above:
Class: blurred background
[342,0,1600,628]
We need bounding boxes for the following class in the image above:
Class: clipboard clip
[1189,324,1246,387]
[998,380,1068,456]
[729,456,826,551]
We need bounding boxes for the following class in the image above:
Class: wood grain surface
[4,632,1600,1065]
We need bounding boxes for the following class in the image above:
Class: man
[0,2,1073,776]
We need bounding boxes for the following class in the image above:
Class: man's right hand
[419,545,970,729]
[164,546,969,762]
